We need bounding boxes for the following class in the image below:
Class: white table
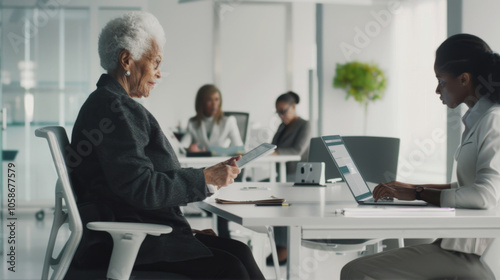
[178,155,300,183]
[195,182,500,280]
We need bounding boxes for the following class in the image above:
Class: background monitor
[307,136,400,183]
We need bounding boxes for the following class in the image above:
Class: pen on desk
[255,203,291,206]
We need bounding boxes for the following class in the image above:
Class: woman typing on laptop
[341,34,500,279]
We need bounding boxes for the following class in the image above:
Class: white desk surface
[178,154,300,183]
[195,182,500,279]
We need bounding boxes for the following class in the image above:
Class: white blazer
[440,97,500,256]
[181,115,243,150]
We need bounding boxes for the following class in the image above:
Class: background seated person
[267,91,311,266]
[181,84,245,238]
[271,91,311,182]
[181,84,243,153]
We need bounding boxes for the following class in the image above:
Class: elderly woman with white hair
[69,11,265,279]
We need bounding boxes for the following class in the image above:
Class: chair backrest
[308,136,400,183]
[224,111,250,145]
[36,126,83,280]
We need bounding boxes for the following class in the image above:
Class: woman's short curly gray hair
[98,11,166,72]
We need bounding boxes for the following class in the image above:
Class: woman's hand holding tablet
[236,143,277,168]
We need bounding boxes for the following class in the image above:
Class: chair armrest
[87,222,172,236]
[86,222,172,280]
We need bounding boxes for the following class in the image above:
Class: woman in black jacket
[70,11,264,280]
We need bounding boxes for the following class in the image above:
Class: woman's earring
[125,70,131,77]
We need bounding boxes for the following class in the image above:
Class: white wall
[462,0,500,51]
[292,2,317,136]
[391,0,447,183]
[321,2,399,137]
[321,0,448,183]
[218,2,288,146]
[143,0,315,144]
[145,1,316,143]
[145,0,214,135]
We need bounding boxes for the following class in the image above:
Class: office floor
[0,208,357,280]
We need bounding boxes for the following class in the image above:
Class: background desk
[195,182,500,280]
[178,154,300,183]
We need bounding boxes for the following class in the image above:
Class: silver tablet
[237,143,277,168]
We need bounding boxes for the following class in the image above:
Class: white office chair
[249,226,282,280]
[36,126,187,280]
[224,111,251,182]
[480,238,500,279]
[212,215,281,279]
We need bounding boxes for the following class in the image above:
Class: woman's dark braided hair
[435,33,500,103]
[276,91,300,105]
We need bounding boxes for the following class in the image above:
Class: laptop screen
[321,135,372,201]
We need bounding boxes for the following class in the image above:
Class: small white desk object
[195,182,500,280]
[178,154,300,182]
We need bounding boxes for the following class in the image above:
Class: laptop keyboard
[364,197,394,203]
[362,196,428,206]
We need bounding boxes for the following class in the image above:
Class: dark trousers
[341,241,493,280]
[135,233,265,280]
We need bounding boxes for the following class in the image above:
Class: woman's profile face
[276,101,296,125]
[203,92,221,117]
[128,40,163,98]
[434,67,471,109]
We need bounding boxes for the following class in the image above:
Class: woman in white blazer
[341,34,500,280]
[181,84,243,152]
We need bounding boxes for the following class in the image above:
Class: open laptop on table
[321,135,428,206]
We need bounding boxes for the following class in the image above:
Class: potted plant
[333,61,387,134]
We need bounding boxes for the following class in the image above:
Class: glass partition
[1,3,142,207]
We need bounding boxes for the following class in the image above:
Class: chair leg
[374,241,381,253]
[212,215,218,236]
[240,168,247,182]
[397,238,405,248]
[248,232,266,268]
[266,226,281,280]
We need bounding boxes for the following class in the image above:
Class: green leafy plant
[333,61,387,110]
[333,61,387,134]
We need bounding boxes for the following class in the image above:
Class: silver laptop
[321,135,427,206]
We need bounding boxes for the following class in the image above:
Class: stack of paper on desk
[214,188,284,204]
[341,207,455,217]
